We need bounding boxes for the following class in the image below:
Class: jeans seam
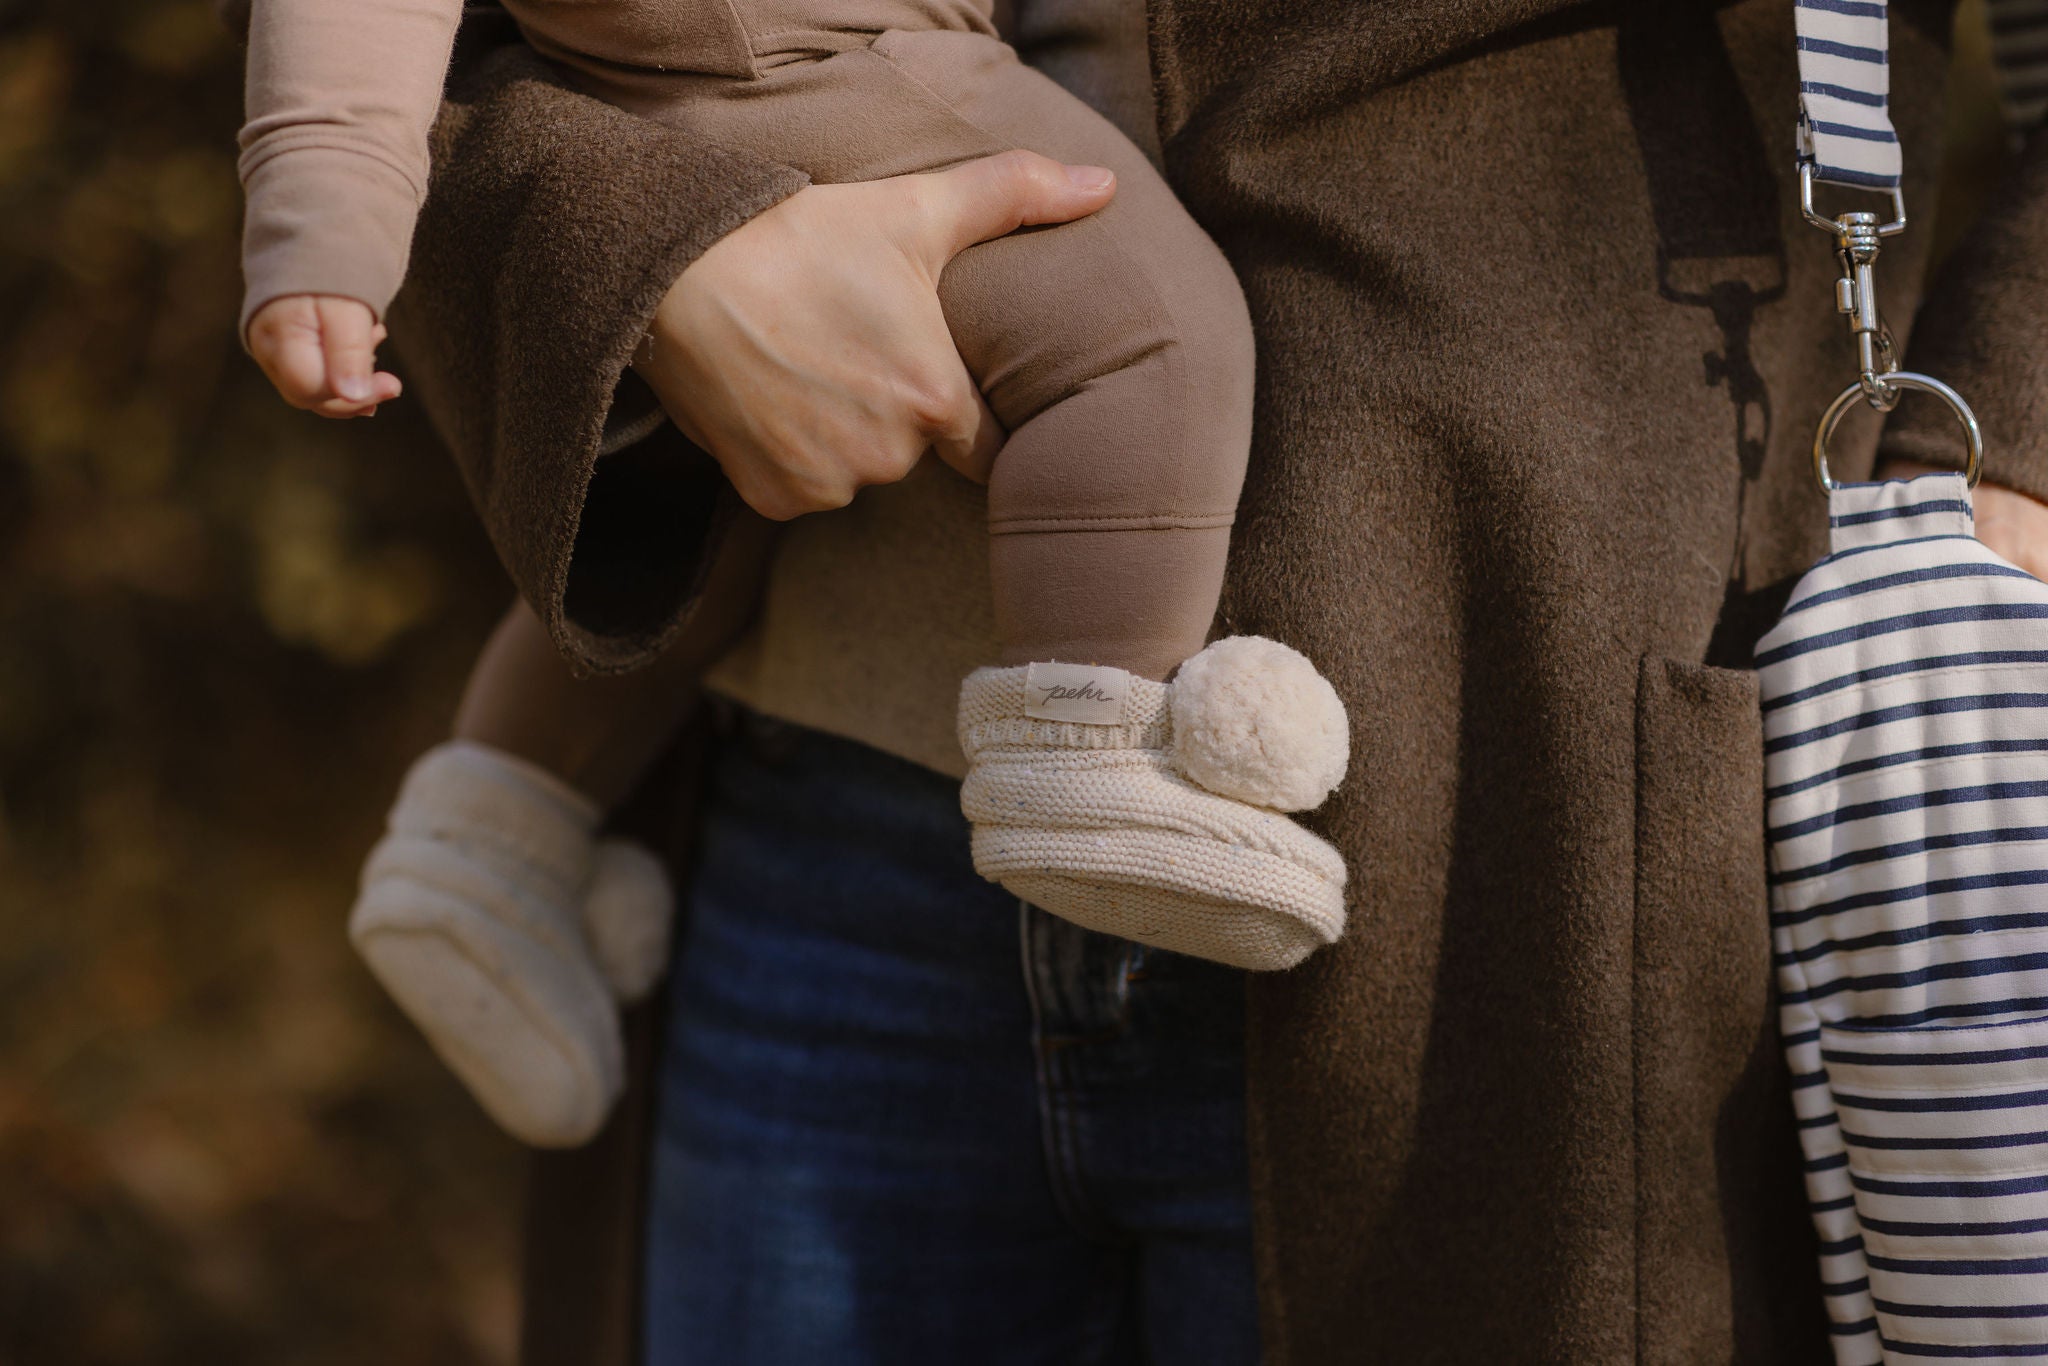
[1020,902,1121,1244]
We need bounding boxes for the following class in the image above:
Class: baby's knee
[946,207,1253,431]
[1153,243,1257,465]
[972,242,1257,514]
[1102,229,1258,515]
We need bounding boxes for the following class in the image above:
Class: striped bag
[1989,0,2048,134]
[1760,475,2048,1364]
[1775,0,2048,1357]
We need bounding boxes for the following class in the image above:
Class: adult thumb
[914,150,1116,267]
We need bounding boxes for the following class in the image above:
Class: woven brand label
[1024,663,1128,725]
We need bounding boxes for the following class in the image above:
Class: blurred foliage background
[0,0,2016,1364]
[0,1,520,1362]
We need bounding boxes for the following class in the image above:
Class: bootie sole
[351,836,624,1148]
[962,751,1346,970]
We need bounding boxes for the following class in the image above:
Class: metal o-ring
[1812,371,1984,492]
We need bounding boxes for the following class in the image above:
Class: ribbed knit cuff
[957,664,1172,761]
[239,144,421,342]
[385,740,600,901]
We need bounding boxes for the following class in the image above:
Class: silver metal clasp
[1799,162,1908,239]
[1829,212,1901,408]
[1801,163,1982,492]
[1801,165,1908,407]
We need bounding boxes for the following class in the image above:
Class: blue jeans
[642,712,1260,1365]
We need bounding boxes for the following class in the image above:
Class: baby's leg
[453,600,677,809]
[894,38,1354,971]
[454,509,778,807]
[351,510,776,1146]
[611,34,1252,681]
[619,33,1343,970]
[854,37,1342,968]
[877,36,1256,682]
[975,279,1252,681]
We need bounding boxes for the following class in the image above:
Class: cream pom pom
[582,838,675,1004]
[1169,637,1349,812]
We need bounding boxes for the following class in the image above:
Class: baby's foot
[349,742,673,1146]
[583,837,674,1004]
[958,637,1349,970]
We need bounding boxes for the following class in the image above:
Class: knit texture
[958,660,1346,970]
[350,741,629,1148]
[583,838,674,1004]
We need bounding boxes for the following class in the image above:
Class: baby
[240,0,1353,1146]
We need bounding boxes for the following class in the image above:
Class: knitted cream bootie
[958,637,1349,970]
[348,741,674,1147]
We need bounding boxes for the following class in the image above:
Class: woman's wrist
[1877,458,2048,580]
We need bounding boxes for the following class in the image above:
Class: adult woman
[381,0,2048,1360]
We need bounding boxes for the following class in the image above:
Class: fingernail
[1065,165,1114,191]
[335,375,371,401]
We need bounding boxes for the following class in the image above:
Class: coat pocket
[1634,655,1830,1361]
[1821,1014,2048,1356]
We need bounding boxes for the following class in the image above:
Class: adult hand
[1877,459,2048,581]
[632,150,1116,522]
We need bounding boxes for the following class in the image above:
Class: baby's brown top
[237,0,995,336]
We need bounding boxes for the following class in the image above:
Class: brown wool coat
[380,1,2048,1361]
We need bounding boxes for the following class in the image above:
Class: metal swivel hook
[1801,165,1982,491]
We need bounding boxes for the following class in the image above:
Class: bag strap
[1795,0,1902,190]
[1795,0,1985,492]
[1990,0,2048,131]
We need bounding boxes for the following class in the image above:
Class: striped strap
[1989,0,2048,133]
[1797,0,1903,189]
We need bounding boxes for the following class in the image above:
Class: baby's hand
[247,295,403,418]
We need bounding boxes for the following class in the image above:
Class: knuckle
[776,474,853,519]
[792,487,852,517]
[854,439,921,486]
[989,148,1038,184]
[742,477,803,522]
[897,367,971,432]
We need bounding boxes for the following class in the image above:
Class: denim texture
[642,712,1259,1364]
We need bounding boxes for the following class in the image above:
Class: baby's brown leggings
[456,4,1254,798]
[568,6,1256,681]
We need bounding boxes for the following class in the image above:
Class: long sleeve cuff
[240,144,421,339]
[388,33,808,675]
[1881,128,2048,503]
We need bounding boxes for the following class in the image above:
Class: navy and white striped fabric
[1989,0,2048,134]
[1797,0,1903,189]
[1760,474,2048,1365]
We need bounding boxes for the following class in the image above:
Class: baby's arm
[238,0,463,415]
